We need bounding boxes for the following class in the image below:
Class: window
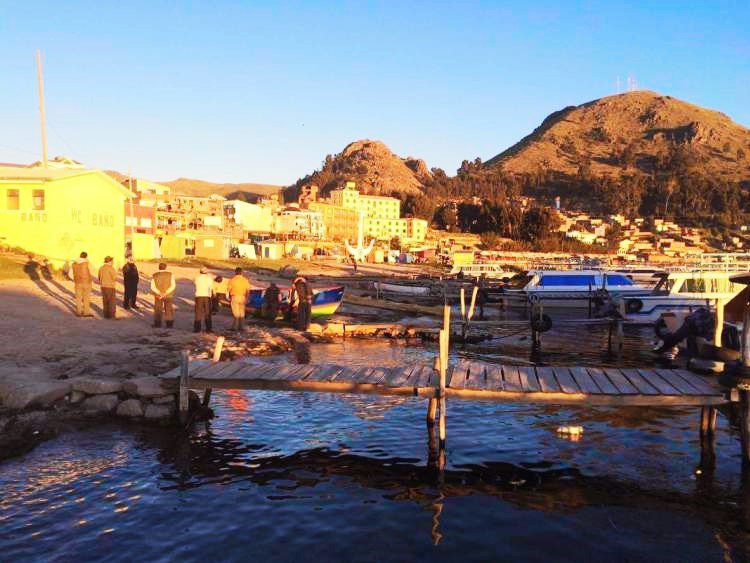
[680,278,706,293]
[6,189,19,210]
[603,274,634,286]
[539,274,596,287]
[32,189,45,210]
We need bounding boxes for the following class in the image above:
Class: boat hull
[245,286,345,319]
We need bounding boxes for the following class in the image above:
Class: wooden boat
[245,285,345,318]
[375,281,431,296]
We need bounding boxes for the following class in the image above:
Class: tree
[389,236,401,251]
[519,207,562,242]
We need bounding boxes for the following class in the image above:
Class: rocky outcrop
[0,364,72,410]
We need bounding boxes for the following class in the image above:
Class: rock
[71,377,123,395]
[306,323,324,336]
[123,376,169,398]
[116,399,143,418]
[323,323,345,337]
[1,380,72,410]
[144,403,174,421]
[69,390,86,404]
[82,394,119,413]
[152,394,176,405]
[96,365,117,376]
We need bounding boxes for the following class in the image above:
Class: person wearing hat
[289,275,313,331]
[71,251,94,317]
[98,256,118,319]
[227,267,252,330]
[122,256,140,310]
[193,267,214,333]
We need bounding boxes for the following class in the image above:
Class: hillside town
[1,156,738,272]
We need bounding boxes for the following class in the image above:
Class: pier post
[179,350,189,425]
[438,305,450,450]
[714,298,725,348]
[616,300,626,356]
[700,406,717,437]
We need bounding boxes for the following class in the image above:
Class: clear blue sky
[1,1,748,185]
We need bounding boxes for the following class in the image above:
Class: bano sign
[71,209,115,227]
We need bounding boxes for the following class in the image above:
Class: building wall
[0,171,128,267]
[310,202,359,241]
[226,200,274,233]
[194,235,230,259]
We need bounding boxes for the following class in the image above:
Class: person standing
[194,267,214,333]
[71,251,94,317]
[211,275,228,313]
[290,276,313,331]
[261,282,282,322]
[227,267,251,331]
[98,256,118,319]
[122,257,140,309]
[150,263,176,328]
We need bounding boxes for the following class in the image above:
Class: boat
[610,266,666,286]
[518,269,651,308]
[449,262,515,279]
[245,285,345,319]
[621,271,745,324]
[375,281,432,296]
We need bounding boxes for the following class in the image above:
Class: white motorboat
[450,262,514,279]
[621,270,745,324]
[519,270,651,308]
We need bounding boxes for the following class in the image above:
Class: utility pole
[36,49,48,168]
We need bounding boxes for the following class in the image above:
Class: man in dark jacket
[290,276,313,331]
[122,257,139,309]
[261,282,282,322]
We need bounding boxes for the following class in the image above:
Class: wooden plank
[484,364,504,391]
[382,365,418,387]
[551,367,581,394]
[517,366,541,392]
[218,362,262,380]
[305,365,344,382]
[330,366,360,382]
[449,360,471,389]
[620,368,659,395]
[586,367,619,394]
[534,366,561,392]
[653,368,704,395]
[340,366,371,383]
[501,365,523,392]
[361,367,389,384]
[267,365,297,381]
[463,361,488,390]
[568,367,601,394]
[189,362,223,378]
[603,368,638,394]
[636,369,680,395]
[672,370,721,395]
[192,361,238,379]
[282,365,317,381]
[411,365,435,388]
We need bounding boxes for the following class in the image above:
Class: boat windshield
[678,277,737,294]
[603,274,635,286]
[539,274,597,287]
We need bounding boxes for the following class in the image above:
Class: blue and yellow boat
[245,285,345,319]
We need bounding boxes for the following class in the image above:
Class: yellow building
[310,201,359,241]
[0,165,132,267]
[330,181,400,219]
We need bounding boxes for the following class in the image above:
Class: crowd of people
[65,252,314,332]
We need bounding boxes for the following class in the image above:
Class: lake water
[2,327,750,561]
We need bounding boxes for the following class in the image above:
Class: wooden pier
[160,360,727,408]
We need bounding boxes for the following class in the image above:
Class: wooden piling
[212,336,225,362]
[179,350,189,425]
[700,406,718,437]
[714,298,725,348]
[426,397,438,427]
[438,304,450,449]
[616,300,626,356]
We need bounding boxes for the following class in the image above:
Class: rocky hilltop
[289,139,431,198]
[486,90,750,184]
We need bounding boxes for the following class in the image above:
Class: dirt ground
[0,262,298,380]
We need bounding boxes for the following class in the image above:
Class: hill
[482,90,750,220]
[161,178,282,199]
[288,139,431,199]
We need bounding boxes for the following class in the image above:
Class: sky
[1,1,749,186]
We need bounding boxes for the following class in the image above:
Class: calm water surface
[2,329,750,561]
